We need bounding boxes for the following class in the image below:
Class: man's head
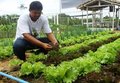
[29,1,43,21]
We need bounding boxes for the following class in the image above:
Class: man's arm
[23,33,52,50]
[46,33,58,46]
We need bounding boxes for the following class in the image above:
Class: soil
[0,55,46,83]
[74,54,120,83]
[44,36,120,65]
[0,57,18,83]
[1,35,120,83]
[1,54,120,83]
[1,53,120,83]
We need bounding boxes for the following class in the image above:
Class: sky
[0,0,114,18]
[0,0,61,15]
[0,0,89,17]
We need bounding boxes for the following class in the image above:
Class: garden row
[18,37,120,83]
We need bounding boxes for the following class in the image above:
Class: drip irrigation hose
[0,72,29,83]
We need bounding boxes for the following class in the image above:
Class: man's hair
[29,1,43,11]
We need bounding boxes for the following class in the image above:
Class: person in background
[13,1,59,60]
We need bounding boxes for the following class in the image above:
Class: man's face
[29,10,42,21]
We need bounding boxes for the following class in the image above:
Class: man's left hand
[49,41,59,50]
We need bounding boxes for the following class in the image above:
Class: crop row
[18,38,120,83]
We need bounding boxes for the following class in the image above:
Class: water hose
[0,72,29,83]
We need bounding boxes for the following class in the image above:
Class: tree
[19,4,27,10]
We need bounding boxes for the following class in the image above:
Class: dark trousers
[13,37,51,60]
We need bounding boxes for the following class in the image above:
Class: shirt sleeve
[17,16,30,35]
[42,17,52,33]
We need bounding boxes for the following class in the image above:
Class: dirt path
[0,54,47,83]
[0,53,31,72]
[0,59,11,72]
[0,57,18,83]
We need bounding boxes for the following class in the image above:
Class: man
[13,1,59,60]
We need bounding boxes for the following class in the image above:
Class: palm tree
[19,4,27,10]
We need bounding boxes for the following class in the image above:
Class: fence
[0,31,15,38]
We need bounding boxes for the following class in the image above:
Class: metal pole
[117,6,120,28]
[118,6,120,27]
[57,14,59,25]
[92,11,96,28]
[82,10,83,26]
[54,14,56,24]
[86,7,89,28]
[57,0,62,25]
[112,5,115,30]
[109,6,111,28]
[100,10,103,28]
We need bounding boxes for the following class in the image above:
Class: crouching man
[13,1,59,60]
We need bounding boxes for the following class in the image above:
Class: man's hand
[53,41,59,47]
[46,33,59,50]
[49,41,59,50]
[42,43,52,50]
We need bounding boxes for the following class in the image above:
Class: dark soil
[44,36,120,65]
[74,53,120,83]
[1,35,120,83]
[1,54,120,83]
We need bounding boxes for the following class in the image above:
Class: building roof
[77,0,120,11]
[61,0,88,9]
